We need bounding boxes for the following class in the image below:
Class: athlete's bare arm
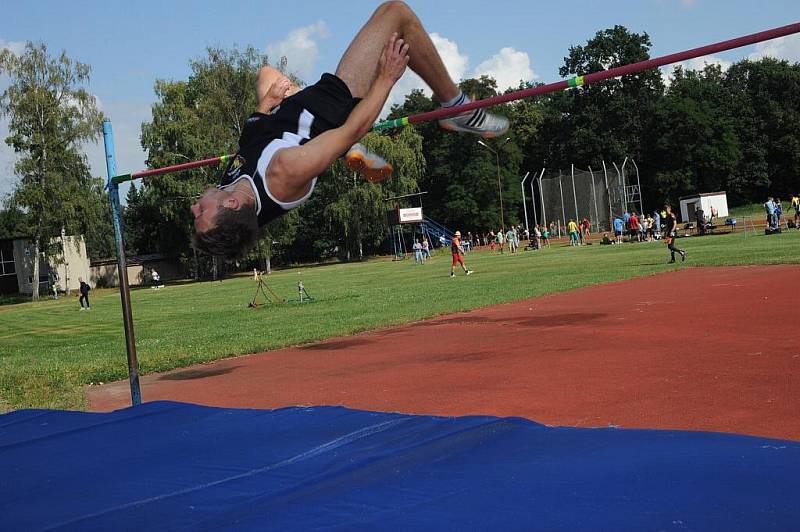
[266,33,409,202]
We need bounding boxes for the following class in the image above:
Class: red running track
[88,265,800,440]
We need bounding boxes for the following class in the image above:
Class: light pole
[478,137,510,231]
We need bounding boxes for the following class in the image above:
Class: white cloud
[266,21,330,80]
[430,32,470,82]
[0,39,25,56]
[472,47,537,91]
[383,32,469,117]
[748,34,800,62]
[381,33,537,118]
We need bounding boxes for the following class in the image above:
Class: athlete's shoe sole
[439,120,507,139]
[438,109,510,139]
[344,144,393,183]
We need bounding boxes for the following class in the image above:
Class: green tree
[309,127,425,261]
[647,65,741,205]
[725,58,800,202]
[536,26,664,170]
[79,178,116,260]
[388,77,523,232]
[0,200,28,239]
[0,42,103,299]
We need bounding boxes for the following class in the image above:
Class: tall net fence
[535,165,616,234]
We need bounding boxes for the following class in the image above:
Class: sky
[1,0,798,200]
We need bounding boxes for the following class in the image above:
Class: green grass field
[1,229,798,411]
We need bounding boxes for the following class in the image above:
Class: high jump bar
[373,21,800,131]
[110,154,235,184]
[109,22,798,182]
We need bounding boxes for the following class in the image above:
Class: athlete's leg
[336,1,458,101]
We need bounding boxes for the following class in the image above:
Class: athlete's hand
[378,32,410,84]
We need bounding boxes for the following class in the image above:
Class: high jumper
[190,1,510,259]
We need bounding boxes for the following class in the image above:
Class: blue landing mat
[1,401,798,531]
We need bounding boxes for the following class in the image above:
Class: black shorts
[282,73,361,134]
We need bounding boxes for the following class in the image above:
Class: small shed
[679,192,729,223]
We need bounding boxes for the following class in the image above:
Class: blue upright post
[103,119,142,406]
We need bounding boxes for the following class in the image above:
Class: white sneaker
[466,270,473,276]
[79,307,85,311]
[439,107,509,138]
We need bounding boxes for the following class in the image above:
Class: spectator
[532,224,542,250]
[49,272,59,300]
[613,216,624,244]
[600,233,613,245]
[695,206,706,235]
[653,210,661,239]
[541,225,550,248]
[640,216,649,242]
[548,221,556,239]
[506,227,517,253]
[775,198,783,229]
[580,218,591,241]
[422,237,431,259]
[765,197,777,229]
[567,219,579,246]
[151,268,163,288]
[78,277,91,311]
[413,240,423,264]
[709,205,718,224]
[495,229,505,254]
[629,212,640,242]
[792,193,800,229]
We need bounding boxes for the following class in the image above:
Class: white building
[679,192,729,223]
[0,235,90,295]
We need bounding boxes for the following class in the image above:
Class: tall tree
[138,47,297,274]
[536,26,664,170]
[647,65,741,205]
[0,200,28,240]
[724,58,800,202]
[387,77,523,232]
[296,127,425,262]
[0,42,103,299]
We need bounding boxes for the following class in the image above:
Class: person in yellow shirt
[791,194,800,228]
[567,219,579,246]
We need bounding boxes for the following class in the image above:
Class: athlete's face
[191,188,226,233]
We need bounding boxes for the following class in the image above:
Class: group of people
[566,218,592,246]
[412,237,432,264]
[612,211,664,244]
[765,196,800,231]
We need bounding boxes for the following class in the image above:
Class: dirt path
[88,265,800,440]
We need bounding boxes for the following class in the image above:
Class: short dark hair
[192,204,260,258]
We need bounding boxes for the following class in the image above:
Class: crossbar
[111,154,235,184]
[373,22,800,131]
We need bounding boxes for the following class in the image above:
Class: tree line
[2,27,798,296]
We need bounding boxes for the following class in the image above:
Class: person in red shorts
[450,231,473,278]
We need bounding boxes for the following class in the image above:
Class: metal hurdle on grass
[105,22,799,406]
